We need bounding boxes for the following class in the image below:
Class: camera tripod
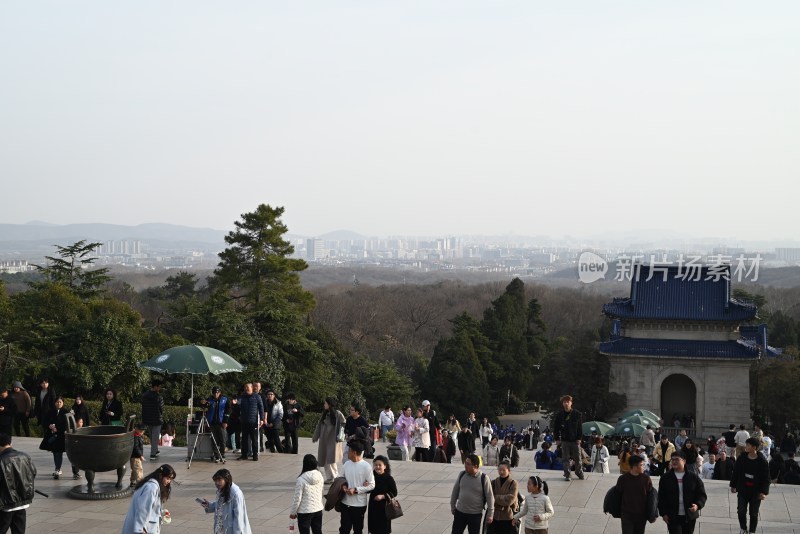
[186,412,226,469]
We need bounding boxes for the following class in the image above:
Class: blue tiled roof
[598,338,778,359]
[602,264,757,322]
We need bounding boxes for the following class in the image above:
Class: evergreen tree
[479,278,548,405]
[33,240,110,299]
[422,313,492,421]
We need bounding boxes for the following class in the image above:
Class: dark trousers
[666,515,696,534]
[240,422,259,459]
[339,504,367,534]
[284,426,299,454]
[0,509,26,534]
[489,519,514,534]
[737,491,762,532]
[265,426,284,452]
[297,511,323,534]
[210,423,227,459]
[560,441,584,478]
[428,443,438,462]
[620,515,646,534]
[452,509,483,534]
[13,414,29,437]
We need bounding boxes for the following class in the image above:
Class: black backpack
[603,486,621,518]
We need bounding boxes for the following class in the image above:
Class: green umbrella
[620,409,661,423]
[139,345,245,412]
[617,414,659,428]
[614,422,647,437]
[583,421,615,436]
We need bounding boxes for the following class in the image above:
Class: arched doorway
[661,374,696,427]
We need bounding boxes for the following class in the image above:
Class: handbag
[385,493,403,520]
[336,420,346,443]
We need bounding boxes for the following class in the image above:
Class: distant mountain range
[0,222,228,245]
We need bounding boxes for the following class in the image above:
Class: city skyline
[2,2,799,240]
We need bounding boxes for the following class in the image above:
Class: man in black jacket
[141,379,165,461]
[237,382,264,461]
[33,377,56,436]
[712,450,735,481]
[658,451,707,534]
[731,437,770,534]
[0,432,36,534]
[282,392,304,454]
[553,394,584,481]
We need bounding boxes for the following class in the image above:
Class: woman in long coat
[312,397,346,482]
[367,455,398,534]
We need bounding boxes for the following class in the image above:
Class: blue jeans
[381,425,392,441]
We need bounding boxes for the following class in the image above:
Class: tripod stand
[186,412,226,469]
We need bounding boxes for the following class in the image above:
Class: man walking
[422,401,440,462]
[451,454,494,534]
[378,406,394,443]
[339,440,375,534]
[658,451,707,534]
[615,454,653,534]
[641,425,656,457]
[733,425,750,459]
[0,433,36,534]
[264,389,284,453]
[10,383,30,438]
[237,383,264,461]
[282,392,304,454]
[730,437,770,534]
[33,377,55,437]
[553,394,584,481]
[141,379,164,461]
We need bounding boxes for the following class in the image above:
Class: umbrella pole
[189,376,194,415]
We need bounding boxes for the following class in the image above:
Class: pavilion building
[599,263,780,438]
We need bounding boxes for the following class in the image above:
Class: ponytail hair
[529,475,549,496]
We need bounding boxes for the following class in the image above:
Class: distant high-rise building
[776,248,800,263]
[306,238,325,261]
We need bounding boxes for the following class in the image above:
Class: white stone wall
[607,354,754,438]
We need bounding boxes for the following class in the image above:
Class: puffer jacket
[238,393,264,425]
[0,448,37,511]
[290,470,325,515]
[514,493,553,531]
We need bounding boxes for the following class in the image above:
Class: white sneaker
[56,469,62,475]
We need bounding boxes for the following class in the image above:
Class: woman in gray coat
[312,397,346,482]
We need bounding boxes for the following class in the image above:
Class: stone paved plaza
[13,436,800,534]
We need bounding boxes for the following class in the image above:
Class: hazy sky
[2,2,798,240]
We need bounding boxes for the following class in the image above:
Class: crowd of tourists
[3,381,800,534]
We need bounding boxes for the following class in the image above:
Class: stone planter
[387,444,404,461]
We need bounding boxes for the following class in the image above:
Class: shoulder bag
[385,493,403,520]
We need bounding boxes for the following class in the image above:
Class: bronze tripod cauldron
[65,414,135,496]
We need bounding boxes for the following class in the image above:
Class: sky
[1,2,798,241]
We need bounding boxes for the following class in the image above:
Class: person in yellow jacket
[652,435,676,475]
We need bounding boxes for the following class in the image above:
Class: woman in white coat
[411,408,430,462]
[200,468,252,534]
[122,464,176,534]
[590,437,610,474]
[289,455,325,534]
